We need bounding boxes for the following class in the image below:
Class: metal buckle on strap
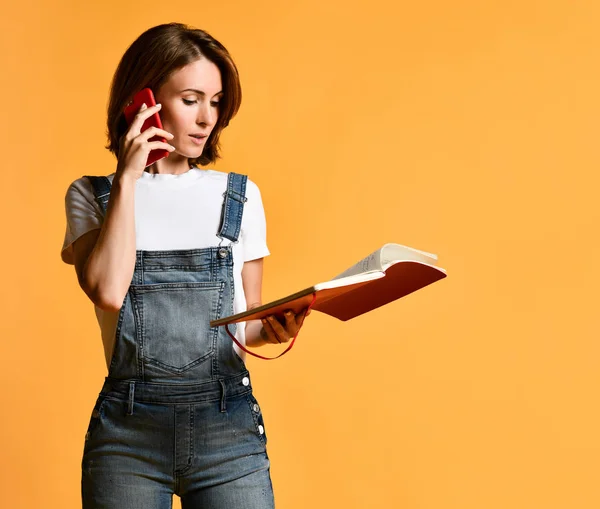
[222,191,248,203]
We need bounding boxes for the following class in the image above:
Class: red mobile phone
[123,88,170,168]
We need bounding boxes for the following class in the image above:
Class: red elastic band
[224,292,317,360]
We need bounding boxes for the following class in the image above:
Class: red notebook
[210,243,447,326]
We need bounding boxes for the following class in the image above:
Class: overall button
[258,425,264,435]
[218,248,228,259]
[253,403,259,413]
[242,377,250,386]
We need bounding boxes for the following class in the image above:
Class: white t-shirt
[61,168,270,368]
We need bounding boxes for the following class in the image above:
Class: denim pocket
[246,393,268,446]
[130,281,225,373]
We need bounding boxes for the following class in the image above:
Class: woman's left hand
[260,307,312,345]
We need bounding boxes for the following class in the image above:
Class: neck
[145,158,197,175]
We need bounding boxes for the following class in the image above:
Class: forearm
[83,174,137,311]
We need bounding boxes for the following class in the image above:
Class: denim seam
[136,249,222,258]
[105,370,249,387]
[130,282,223,292]
[226,252,238,354]
[96,385,253,405]
[246,394,266,445]
[109,293,129,377]
[174,406,194,476]
[129,289,146,381]
[143,354,213,374]
[172,406,179,485]
[84,394,110,445]
[97,393,251,405]
[186,405,194,472]
[138,251,144,285]
[212,276,225,377]
[141,265,212,271]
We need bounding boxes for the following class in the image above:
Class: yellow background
[2,1,599,507]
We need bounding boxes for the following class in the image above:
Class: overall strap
[85,176,112,215]
[217,172,248,243]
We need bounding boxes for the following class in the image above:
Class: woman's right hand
[115,103,175,182]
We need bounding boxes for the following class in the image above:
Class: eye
[211,102,220,108]
[182,99,197,105]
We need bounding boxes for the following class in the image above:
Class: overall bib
[81,172,274,509]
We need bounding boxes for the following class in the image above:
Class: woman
[61,22,310,509]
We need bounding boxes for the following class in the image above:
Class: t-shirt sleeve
[60,177,104,265]
[240,178,270,262]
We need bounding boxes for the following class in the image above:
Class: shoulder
[64,174,115,223]
[65,176,100,209]
[61,175,109,265]
[65,175,92,197]
[66,173,116,194]
[202,169,262,198]
[245,176,261,193]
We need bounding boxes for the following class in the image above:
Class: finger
[260,319,275,344]
[266,315,291,343]
[283,310,298,336]
[146,141,176,153]
[129,103,163,137]
[261,318,280,344]
[269,315,291,343]
[138,125,175,142]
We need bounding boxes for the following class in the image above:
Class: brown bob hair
[105,22,242,167]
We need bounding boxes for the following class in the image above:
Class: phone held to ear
[123,87,170,168]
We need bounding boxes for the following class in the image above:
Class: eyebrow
[180,88,223,97]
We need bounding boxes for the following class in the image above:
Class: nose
[196,100,216,127]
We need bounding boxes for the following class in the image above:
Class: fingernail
[156,103,162,108]
[141,103,147,110]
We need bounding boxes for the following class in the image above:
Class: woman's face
[155,58,223,159]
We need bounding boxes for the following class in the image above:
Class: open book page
[314,271,385,291]
[331,243,439,280]
[379,243,438,270]
[331,248,384,280]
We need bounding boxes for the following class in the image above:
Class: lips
[189,134,207,145]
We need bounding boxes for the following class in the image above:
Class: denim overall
[81,172,274,509]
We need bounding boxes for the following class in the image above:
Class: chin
[177,149,204,159]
